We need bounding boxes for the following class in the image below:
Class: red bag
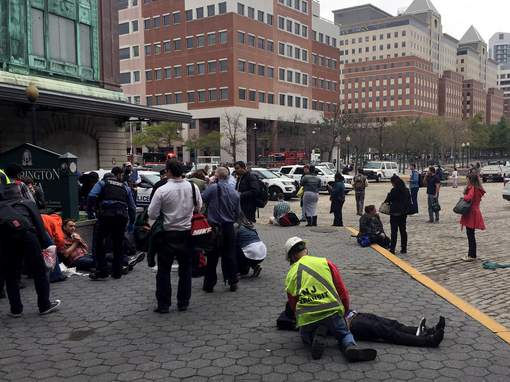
[190,182,215,251]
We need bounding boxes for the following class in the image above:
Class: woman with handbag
[460,174,486,262]
[384,175,411,255]
[329,173,346,227]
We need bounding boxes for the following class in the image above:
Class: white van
[361,161,399,182]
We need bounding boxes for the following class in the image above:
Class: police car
[85,169,160,207]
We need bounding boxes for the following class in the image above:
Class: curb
[345,227,510,346]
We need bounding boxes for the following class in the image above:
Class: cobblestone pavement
[260,181,510,328]
[2,224,510,381]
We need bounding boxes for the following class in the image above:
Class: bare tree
[318,105,355,162]
[221,111,246,162]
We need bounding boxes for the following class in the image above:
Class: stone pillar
[96,118,128,169]
[220,113,247,163]
[271,120,279,153]
[181,122,191,163]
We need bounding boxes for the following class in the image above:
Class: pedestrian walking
[234,161,260,223]
[460,174,486,262]
[202,167,241,292]
[384,175,411,254]
[300,165,321,226]
[284,237,377,362]
[148,160,201,313]
[87,167,136,280]
[329,173,346,227]
[451,167,459,188]
[353,169,368,216]
[426,167,441,223]
[0,183,61,317]
[409,164,420,214]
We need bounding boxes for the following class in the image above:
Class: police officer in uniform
[284,237,377,362]
[87,167,136,280]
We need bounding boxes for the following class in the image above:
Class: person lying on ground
[277,302,445,348]
[284,236,377,362]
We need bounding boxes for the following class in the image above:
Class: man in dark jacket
[234,161,260,222]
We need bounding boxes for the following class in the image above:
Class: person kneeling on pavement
[277,303,445,348]
[357,205,390,249]
[236,218,266,278]
[284,237,377,362]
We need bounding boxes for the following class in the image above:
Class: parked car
[85,169,160,207]
[250,167,296,200]
[361,161,399,182]
[503,178,510,201]
[279,165,353,193]
[481,160,510,182]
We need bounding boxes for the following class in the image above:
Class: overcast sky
[319,0,508,43]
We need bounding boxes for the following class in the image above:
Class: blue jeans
[300,313,356,350]
[427,194,439,222]
[71,255,96,271]
[410,187,419,214]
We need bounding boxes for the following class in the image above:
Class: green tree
[184,131,222,158]
[488,117,510,150]
[133,122,182,150]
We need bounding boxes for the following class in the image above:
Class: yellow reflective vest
[0,169,10,184]
[285,255,345,327]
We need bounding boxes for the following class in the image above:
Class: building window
[267,14,273,25]
[186,10,193,21]
[267,40,274,52]
[196,7,204,19]
[133,71,140,82]
[174,66,182,77]
[268,67,274,78]
[175,93,183,103]
[144,19,151,29]
[219,59,228,71]
[219,31,227,44]
[248,62,256,74]
[163,41,171,52]
[259,92,266,103]
[187,91,195,103]
[31,8,45,57]
[165,94,173,104]
[219,2,227,14]
[248,7,255,19]
[198,90,206,102]
[249,90,256,101]
[238,60,246,72]
[279,68,285,80]
[247,34,255,47]
[173,12,181,24]
[208,33,216,45]
[153,16,160,28]
[174,39,182,50]
[49,14,76,64]
[119,47,130,60]
[220,88,229,100]
[186,37,193,49]
[119,22,129,35]
[131,20,139,32]
[207,4,215,16]
[258,38,265,49]
[237,3,245,16]
[145,70,152,80]
[162,14,170,26]
[146,96,152,106]
[238,31,245,44]
[119,72,131,84]
[209,89,218,101]
[197,35,205,47]
[257,10,264,22]
[187,64,195,76]
[268,93,274,104]
[154,43,161,55]
[155,68,162,80]
[208,61,217,73]
[164,67,171,79]
[279,94,285,106]
[239,88,246,100]
[197,62,205,75]
[258,65,265,76]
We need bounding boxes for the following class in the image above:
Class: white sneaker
[416,317,426,336]
[461,256,476,262]
[39,300,61,315]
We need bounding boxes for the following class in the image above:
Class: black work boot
[311,325,328,360]
[312,216,318,226]
[305,217,312,227]
[343,344,377,362]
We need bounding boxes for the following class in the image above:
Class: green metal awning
[0,83,191,123]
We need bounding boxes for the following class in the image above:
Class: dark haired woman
[460,174,486,262]
[329,173,346,227]
[384,175,411,254]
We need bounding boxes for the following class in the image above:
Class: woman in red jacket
[460,174,486,262]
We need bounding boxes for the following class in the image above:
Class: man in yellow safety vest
[284,236,377,362]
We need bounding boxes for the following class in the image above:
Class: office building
[490,32,510,65]
[497,65,510,119]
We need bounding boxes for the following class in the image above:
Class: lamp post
[311,130,316,163]
[253,123,258,165]
[346,135,351,165]
[26,84,39,145]
[335,136,341,173]
[461,143,466,168]
[466,142,471,167]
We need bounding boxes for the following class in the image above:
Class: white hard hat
[285,237,306,256]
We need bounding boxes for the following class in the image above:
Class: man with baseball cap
[284,237,377,362]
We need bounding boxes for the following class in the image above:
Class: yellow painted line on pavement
[346,227,510,345]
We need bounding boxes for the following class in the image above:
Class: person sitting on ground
[284,237,377,362]
[269,193,291,225]
[277,303,445,348]
[41,214,68,283]
[61,219,96,271]
[236,218,266,278]
[358,205,390,248]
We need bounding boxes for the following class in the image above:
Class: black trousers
[331,200,344,226]
[242,204,257,223]
[156,231,192,309]
[204,223,238,288]
[351,313,433,347]
[390,215,407,252]
[95,216,128,276]
[466,227,477,258]
[0,230,51,314]
[237,247,263,276]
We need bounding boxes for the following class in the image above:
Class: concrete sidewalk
[1,225,510,381]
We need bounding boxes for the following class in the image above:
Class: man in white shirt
[148,160,202,313]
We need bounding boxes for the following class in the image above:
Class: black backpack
[255,178,269,208]
[0,184,34,239]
